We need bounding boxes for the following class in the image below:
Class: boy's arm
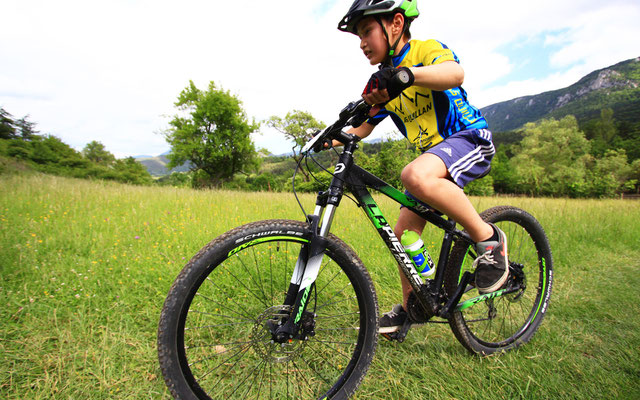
[410,60,464,91]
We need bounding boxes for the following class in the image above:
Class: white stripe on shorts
[449,142,495,183]
[477,128,492,141]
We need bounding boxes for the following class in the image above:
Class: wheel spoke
[159,223,377,399]
[446,207,552,354]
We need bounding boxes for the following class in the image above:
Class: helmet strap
[375,15,408,66]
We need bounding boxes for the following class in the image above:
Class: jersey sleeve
[413,39,458,66]
[366,110,388,126]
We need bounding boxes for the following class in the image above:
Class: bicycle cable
[307,149,359,207]
[292,154,308,220]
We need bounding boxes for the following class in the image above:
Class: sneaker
[379,304,407,334]
[473,223,509,294]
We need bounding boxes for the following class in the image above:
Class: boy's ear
[391,13,405,35]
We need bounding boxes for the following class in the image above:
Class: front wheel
[445,206,553,355]
[158,219,379,399]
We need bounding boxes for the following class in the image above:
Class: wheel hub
[251,306,309,363]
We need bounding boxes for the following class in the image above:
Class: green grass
[1,173,639,399]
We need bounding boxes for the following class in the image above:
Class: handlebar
[301,99,371,154]
[302,70,412,154]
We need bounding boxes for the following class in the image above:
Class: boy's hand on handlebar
[362,66,414,113]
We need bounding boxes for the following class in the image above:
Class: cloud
[460,0,640,106]
[1,0,639,157]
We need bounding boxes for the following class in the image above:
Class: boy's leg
[401,152,493,243]
[388,154,493,316]
[401,150,509,294]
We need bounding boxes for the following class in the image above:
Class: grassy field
[1,173,639,399]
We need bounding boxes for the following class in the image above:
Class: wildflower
[135,236,140,240]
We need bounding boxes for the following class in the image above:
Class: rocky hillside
[481,57,640,132]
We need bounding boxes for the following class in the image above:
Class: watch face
[397,70,410,84]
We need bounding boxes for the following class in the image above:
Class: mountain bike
[157,99,553,400]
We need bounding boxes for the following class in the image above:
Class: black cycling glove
[362,66,415,102]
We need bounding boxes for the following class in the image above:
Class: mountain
[481,57,640,133]
[135,154,191,176]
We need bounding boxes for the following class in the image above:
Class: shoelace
[472,250,497,269]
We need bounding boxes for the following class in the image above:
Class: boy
[337,0,509,330]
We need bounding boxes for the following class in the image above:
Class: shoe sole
[379,323,426,334]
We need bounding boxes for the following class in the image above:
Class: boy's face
[356,17,389,65]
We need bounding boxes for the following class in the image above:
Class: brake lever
[312,137,333,153]
[301,129,325,154]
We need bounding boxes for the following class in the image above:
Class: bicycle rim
[446,206,552,353]
[159,221,377,399]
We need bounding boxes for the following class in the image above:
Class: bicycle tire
[444,206,553,355]
[158,219,379,399]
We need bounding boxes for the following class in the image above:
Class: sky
[2,0,639,157]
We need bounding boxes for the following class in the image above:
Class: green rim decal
[459,246,473,282]
[227,236,309,257]
[531,257,547,320]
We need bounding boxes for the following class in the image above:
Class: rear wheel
[158,219,379,399]
[445,206,553,355]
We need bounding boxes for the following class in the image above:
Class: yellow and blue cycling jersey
[368,39,488,151]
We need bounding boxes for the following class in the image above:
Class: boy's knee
[401,163,432,192]
[400,163,419,189]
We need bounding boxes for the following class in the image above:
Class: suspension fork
[275,144,355,341]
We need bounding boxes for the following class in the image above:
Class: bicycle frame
[274,138,479,341]
[274,103,527,341]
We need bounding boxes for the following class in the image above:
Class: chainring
[406,282,438,323]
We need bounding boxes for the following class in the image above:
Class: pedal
[380,318,415,342]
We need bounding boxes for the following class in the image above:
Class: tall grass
[1,173,639,399]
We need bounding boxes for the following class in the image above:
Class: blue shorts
[428,128,495,188]
[404,128,495,208]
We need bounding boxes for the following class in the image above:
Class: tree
[112,157,153,185]
[358,137,417,189]
[266,110,326,181]
[0,108,17,139]
[15,115,39,140]
[489,146,517,194]
[164,80,259,187]
[589,108,618,157]
[588,149,635,197]
[629,159,640,194]
[510,116,591,196]
[82,140,116,165]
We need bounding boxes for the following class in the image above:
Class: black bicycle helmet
[337,0,420,35]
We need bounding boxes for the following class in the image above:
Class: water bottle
[401,230,436,276]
